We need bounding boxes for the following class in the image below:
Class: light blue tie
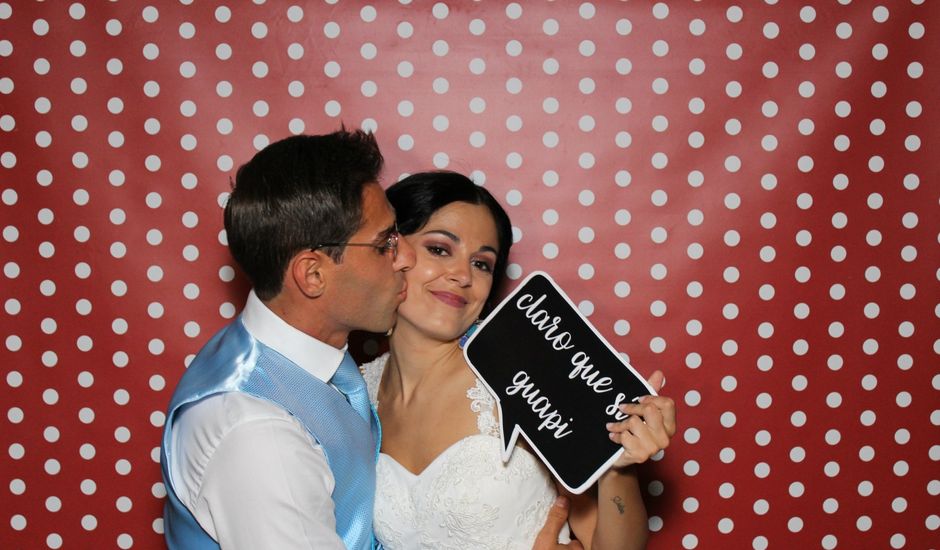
[331,352,371,423]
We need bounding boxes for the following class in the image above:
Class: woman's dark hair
[386,171,513,308]
[224,129,383,300]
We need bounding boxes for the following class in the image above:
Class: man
[160,129,415,549]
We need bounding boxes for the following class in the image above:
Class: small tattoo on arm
[612,495,625,514]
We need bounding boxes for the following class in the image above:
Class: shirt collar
[240,290,346,382]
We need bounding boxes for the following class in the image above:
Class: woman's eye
[426,245,449,256]
[473,260,494,273]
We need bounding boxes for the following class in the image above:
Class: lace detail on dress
[467,378,499,437]
[360,353,388,407]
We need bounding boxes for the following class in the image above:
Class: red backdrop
[2,1,937,548]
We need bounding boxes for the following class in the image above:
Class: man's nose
[393,236,416,271]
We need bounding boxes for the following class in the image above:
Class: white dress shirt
[167,291,348,549]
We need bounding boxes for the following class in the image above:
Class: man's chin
[370,311,397,335]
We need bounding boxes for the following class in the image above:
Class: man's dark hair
[224,129,384,300]
[386,171,513,310]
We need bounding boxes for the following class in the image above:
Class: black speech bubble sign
[463,271,655,494]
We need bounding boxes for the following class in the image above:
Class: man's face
[328,183,416,334]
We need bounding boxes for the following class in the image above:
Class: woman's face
[396,201,500,342]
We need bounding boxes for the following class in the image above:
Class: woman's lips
[430,290,468,308]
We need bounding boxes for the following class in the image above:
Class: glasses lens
[388,233,399,260]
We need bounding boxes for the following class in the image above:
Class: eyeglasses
[314,226,400,260]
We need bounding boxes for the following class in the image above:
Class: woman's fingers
[642,395,677,436]
[609,425,662,466]
[606,398,675,466]
[646,369,666,392]
[624,395,677,437]
[613,403,669,444]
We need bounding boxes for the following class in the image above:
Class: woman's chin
[400,314,473,344]
[426,324,469,344]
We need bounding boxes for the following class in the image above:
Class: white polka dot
[37,241,55,260]
[577,227,594,243]
[650,227,667,244]
[786,517,804,533]
[541,132,558,148]
[614,282,630,298]
[183,283,200,300]
[750,392,772,411]
[896,391,912,408]
[468,57,486,75]
[721,412,737,428]
[925,514,940,533]
[430,115,450,132]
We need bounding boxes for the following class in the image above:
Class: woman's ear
[289,249,330,298]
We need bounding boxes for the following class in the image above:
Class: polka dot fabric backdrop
[2,1,937,548]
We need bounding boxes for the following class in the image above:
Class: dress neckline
[379,433,492,478]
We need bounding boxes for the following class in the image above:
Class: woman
[362,171,676,549]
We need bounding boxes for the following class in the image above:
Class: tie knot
[332,352,371,423]
[332,352,365,393]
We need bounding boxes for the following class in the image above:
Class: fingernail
[609,432,618,441]
[661,375,666,388]
[606,422,614,429]
[554,495,570,508]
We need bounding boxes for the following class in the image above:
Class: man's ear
[289,249,332,298]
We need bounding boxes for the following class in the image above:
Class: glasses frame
[313,225,400,260]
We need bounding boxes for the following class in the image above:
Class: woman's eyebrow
[420,229,460,242]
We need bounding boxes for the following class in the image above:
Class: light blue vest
[160,318,380,549]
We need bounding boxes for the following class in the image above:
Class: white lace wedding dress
[362,353,570,550]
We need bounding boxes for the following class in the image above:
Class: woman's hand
[606,370,676,468]
[531,496,585,550]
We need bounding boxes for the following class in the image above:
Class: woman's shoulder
[360,352,389,405]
